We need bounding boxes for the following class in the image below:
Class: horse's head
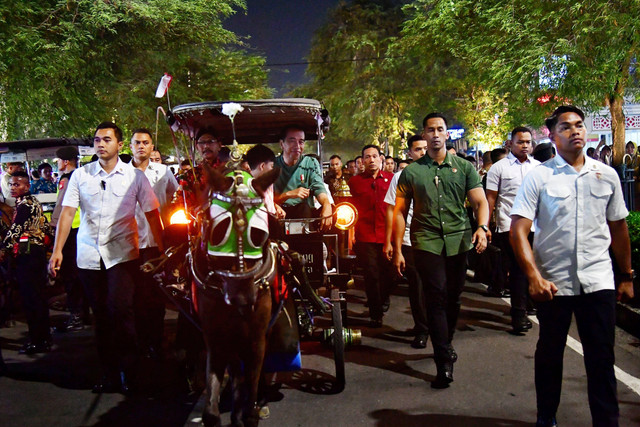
[194,164,279,308]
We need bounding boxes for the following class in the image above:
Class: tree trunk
[608,93,626,167]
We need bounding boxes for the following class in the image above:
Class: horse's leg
[229,358,247,427]
[243,296,272,427]
[241,337,267,427]
[202,351,226,427]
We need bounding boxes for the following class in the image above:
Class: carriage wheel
[330,287,346,390]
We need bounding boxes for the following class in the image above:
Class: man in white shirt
[49,122,164,394]
[383,134,428,348]
[486,126,540,333]
[510,106,634,427]
[130,128,179,359]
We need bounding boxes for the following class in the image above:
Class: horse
[190,165,281,427]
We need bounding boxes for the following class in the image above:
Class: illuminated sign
[448,129,465,140]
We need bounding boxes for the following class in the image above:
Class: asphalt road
[2,280,640,427]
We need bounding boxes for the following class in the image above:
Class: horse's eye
[248,227,268,248]
[209,216,231,247]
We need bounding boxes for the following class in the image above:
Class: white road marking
[501,296,640,396]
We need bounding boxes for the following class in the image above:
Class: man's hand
[382,242,393,261]
[319,202,333,231]
[617,280,635,302]
[48,251,63,277]
[472,229,488,253]
[528,275,558,302]
[392,251,405,277]
[275,203,286,219]
[287,187,310,200]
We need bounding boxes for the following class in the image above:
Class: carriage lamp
[169,208,190,225]
[334,202,357,231]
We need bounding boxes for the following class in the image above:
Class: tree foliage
[402,0,640,164]
[298,0,520,158]
[0,0,272,151]
[293,0,419,157]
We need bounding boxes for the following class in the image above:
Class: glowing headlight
[334,202,357,231]
[169,209,190,225]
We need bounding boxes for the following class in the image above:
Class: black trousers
[496,231,532,319]
[14,245,50,344]
[78,259,138,375]
[60,228,87,317]
[134,247,165,350]
[535,290,618,426]
[413,249,468,363]
[403,245,428,335]
[354,242,393,321]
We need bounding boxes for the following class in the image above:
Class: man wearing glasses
[175,130,225,210]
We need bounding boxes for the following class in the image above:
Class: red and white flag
[155,73,173,98]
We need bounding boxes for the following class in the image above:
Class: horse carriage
[145,98,359,427]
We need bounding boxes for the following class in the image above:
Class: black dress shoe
[431,362,453,389]
[512,317,533,333]
[487,287,506,297]
[536,415,557,427]
[382,300,390,312]
[18,341,51,355]
[448,347,458,363]
[411,334,427,349]
[369,319,383,328]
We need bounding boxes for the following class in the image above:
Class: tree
[293,0,419,158]
[296,0,518,159]
[402,0,640,165]
[0,0,272,152]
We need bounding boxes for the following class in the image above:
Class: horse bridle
[190,170,274,298]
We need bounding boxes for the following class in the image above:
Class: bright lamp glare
[170,209,190,225]
[334,202,357,230]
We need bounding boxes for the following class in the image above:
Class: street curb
[617,302,640,339]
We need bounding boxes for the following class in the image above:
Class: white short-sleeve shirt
[62,159,160,269]
[511,154,628,295]
[485,153,540,232]
[384,171,413,247]
[131,161,179,249]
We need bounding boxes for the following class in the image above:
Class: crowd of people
[0,105,635,426]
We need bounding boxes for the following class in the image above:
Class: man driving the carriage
[174,129,225,211]
[273,126,333,231]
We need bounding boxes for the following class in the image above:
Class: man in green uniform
[393,112,489,389]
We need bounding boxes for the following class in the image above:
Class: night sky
[225,0,342,95]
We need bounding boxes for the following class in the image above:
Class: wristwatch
[617,270,636,281]
[478,225,489,232]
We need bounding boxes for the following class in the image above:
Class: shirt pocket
[589,181,613,221]
[112,178,137,212]
[79,181,101,205]
[500,172,519,195]
[544,185,573,218]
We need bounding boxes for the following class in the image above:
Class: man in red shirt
[349,145,394,327]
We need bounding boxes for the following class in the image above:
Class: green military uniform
[396,152,482,256]
[396,150,483,384]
